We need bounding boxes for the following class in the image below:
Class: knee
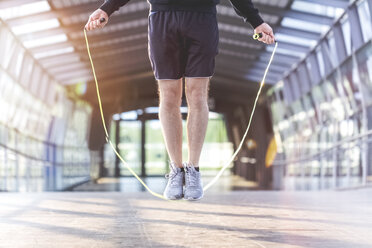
[186,87,208,110]
[159,88,182,108]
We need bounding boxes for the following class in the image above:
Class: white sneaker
[163,162,184,200]
[183,163,203,201]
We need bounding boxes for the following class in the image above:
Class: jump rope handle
[253,32,277,43]
[253,33,263,40]
[84,17,106,31]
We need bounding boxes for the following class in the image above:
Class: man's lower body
[148,11,218,200]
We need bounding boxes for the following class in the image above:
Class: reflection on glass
[268,39,372,190]
[119,121,142,176]
[0,23,92,192]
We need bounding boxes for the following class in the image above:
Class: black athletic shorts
[148,11,219,80]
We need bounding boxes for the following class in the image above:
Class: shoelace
[185,166,198,187]
[165,165,181,186]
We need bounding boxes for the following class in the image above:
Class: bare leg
[158,79,183,168]
[185,77,210,166]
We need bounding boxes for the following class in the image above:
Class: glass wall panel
[0,20,92,192]
[268,0,372,190]
[145,120,168,176]
[357,0,372,42]
[119,121,141,176]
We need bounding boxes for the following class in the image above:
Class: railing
[0,123,93,192]
[274,129,372,165]
[268,0,372,190]
[0,18,94,192]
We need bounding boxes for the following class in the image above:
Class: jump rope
[84,18,278,201]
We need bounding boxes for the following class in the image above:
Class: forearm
[99,0,130,16]
[229,0,263,28]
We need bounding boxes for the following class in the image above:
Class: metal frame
[0,0,340,87]
[269,0,372,189]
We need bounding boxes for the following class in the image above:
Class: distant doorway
[110,111,233,177]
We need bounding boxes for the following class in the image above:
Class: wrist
[99,1,115,17]
[98,8,109,17]
[250,16,264,29]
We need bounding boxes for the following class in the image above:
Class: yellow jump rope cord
[84,29,168,200]
[204,41,278,191]
[84,28,278,199]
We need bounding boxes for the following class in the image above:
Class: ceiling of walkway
[0,0,349,114]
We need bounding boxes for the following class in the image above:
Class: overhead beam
[6,1,101,26]
[53,51,285,86]
[219,42,300,64]
[219,1,335,25]
[216,55,292,70]
[299,0,349,8]
[34,32,298,72]
[217,13,321,40]
[0,0,38,9]
[55,61,151,81]
[250,63,287,74]
[214,65,279,83]
[41,46,148,70]
[38,42,146,66]
[87,71,154,90]
[215,71,277,85]
[218,49,295,68]
[30,32,147,54]
[48,54,150,75]
[84,74,155,94]
[245,74,278,85]
[219,30,310,53]
[9,0,333,29]
[217,62,283,79]
[18,14,149,41]
[53,53,285,84]
[211,74,260,92]
[275,26,321,40]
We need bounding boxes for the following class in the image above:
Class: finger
[89,14,96,22]
[267,35,273,44]
[269,33,275,42]
[261,34,269,44]
[98,22,105,29]
[96,19,104,28]
[89,22,95,30]
[86,22,91,31]
[96,22,103,29]
[265,33,273,44]
[269,31,274,39]
[92,20,97,29]
[94,19,100,28]
[93,20,97,29]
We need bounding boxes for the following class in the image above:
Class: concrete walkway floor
[0,189,372,248]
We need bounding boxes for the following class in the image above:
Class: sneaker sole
[163,194,183,200]
[184,194,204,201]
